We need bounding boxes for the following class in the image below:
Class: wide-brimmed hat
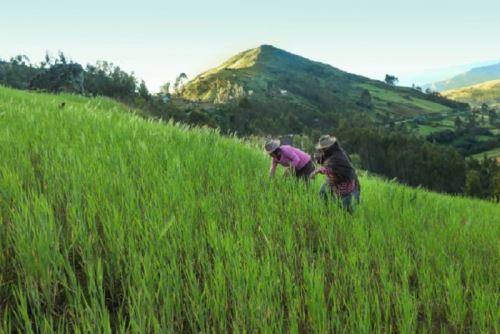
[264,139,280,153]
[315,135,337,149]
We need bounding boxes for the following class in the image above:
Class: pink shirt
[269,145,311,176]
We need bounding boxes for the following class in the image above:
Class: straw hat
[264,139,280,153]
[315,135,337,149]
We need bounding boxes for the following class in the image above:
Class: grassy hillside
[425,62,500,92]
[473,147,500,162]
[182,45,466,134]
[443,79,500,107]
[0,86,499,332]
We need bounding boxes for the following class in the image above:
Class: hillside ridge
[425,62,500,91]
[181,45,467,135]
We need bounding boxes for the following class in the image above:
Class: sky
[1,0,499,92]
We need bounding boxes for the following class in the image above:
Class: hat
[315,135,337,149]
[264,139,280,153]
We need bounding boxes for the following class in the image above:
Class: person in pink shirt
[264,139,315,181]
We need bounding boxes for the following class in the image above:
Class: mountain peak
[196,45,291,75]
[255,44,280,52]
[182,45,468,133]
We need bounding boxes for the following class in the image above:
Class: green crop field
[357,84,452,115]
[472,147,500,160]
[416,125,452,136]
[442,79,500,108]
[0,86,499,333]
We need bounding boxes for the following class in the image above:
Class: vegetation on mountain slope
[425,62,500,92]
[182,45,468,134]
[443,79,500,107]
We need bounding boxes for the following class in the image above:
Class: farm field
[408,109,500,160]
[442,79,500,108]
[0,86,499,333]
[472,147,500,160]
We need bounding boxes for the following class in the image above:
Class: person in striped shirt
[264,139,315,181]
[309,135,361,213]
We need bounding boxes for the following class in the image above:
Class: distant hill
[182,45,466,134]
[442,80,500,108]
[424,62,500,92]
[398,60,499,87]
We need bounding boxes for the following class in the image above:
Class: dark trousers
[294,160,315,181]
[320,182,361,213]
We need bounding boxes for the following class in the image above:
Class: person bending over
[264,139,315,181]
[310,135,360,213]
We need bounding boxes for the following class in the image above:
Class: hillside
[182,45,466,134]
[0,86,499,332]
[425,62,500,92]
[442,79,500,107]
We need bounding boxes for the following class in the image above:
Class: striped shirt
[318,166,357,196]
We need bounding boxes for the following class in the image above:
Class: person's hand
[309,170,318,179]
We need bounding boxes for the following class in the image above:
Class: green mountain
[182,45,466,134]
[0,86,498,332]
[425,62,500,92]
[442,79,500,107]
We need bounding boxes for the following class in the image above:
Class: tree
[384,74,398,86]
[465,170,481,197]
[40,52,53,69]
[358,89,372,108]
[454,116,463,130]
[57,51,67,65]
[238,97,251,109]
[480,103,489,114]
[84,61,137,99]
[466,112,477,129]
[10,55,31,67]
[491,171,500,201]
[174,73,188,96]
[160,82,171,96]
[29,63,84,93]
[188,109,216,127]
[286,114,303,133]
[138,80,150,100]
[488,108,497,125]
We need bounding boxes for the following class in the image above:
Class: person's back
[322,144,357,184]
[264,139,314,181]
[274,145,310,169]
[310,135,361,213]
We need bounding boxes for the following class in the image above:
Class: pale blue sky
[1,0,499,92]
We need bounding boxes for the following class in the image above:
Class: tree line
[0,52,168,117]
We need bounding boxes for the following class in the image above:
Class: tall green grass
[0,86,498,333]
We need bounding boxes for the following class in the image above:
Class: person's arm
[269,159,278,177]
[309,166,327,179]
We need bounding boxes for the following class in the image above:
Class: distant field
[0,86,499,333]
[472,147,500,160]
[442,79,500,107]
[417,124,452,136]
[359,84,452,115]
